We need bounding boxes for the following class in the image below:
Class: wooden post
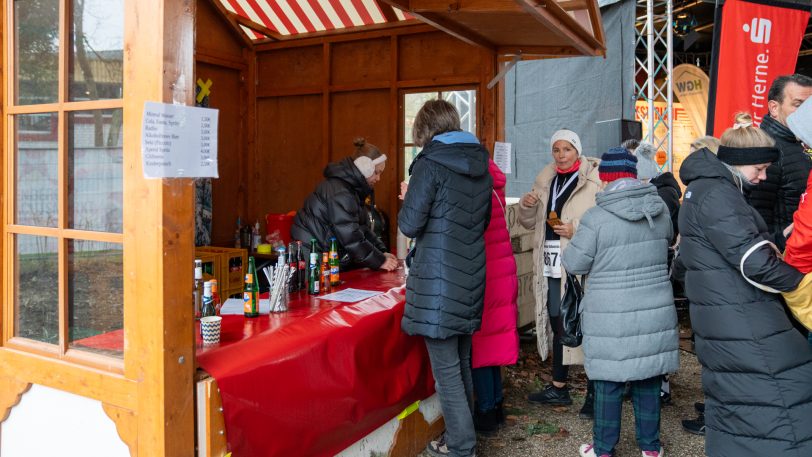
[123,0,195,455]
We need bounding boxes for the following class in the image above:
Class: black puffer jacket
[747,114,812,232]
[678,149,812,457]
[291,157,387,270]
[650,172,681,244]
[399,133,492,339]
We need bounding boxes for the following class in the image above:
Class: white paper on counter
[141,101,219,178]
[219,297,271,315]
[493,142,512,174]
[317,288,382,303]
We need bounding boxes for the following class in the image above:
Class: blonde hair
[690,136,721,154]
[719,113,775,148]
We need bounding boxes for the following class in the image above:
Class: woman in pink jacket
[472,159,520,435]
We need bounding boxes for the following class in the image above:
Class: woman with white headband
[292,137,398,271]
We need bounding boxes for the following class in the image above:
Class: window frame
[3,0,125,372]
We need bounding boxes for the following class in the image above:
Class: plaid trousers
[592,376,662,456]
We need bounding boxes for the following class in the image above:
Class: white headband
[733,121,753,130]
[372,154,387,165]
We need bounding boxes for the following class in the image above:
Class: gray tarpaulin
[505,0,635,197]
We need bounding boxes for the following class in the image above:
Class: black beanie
[717,146,780,165]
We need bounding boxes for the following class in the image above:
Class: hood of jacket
[413,131,489,177]
[679,148,736,187]
[761,112,800,144]
[596,179,665,226]
[323,157,372,197]
[650,171,683,198]
[488,159,506,191]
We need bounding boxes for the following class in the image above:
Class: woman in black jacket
[291,138,398,271]
[678,113,812,457]
[399,100,492,457]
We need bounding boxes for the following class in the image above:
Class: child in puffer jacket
[781,98,812,331]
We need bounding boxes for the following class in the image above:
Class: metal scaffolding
[635,0,674,171]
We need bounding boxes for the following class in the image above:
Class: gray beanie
[633,141,660,180]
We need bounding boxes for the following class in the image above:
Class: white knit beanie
[788,97,812,146]
[550,129,583,156]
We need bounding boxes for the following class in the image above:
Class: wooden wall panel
[331,38,391,86]
[398,32,482,81]
[254,95,324,218]
[257,46,323,94]
[196,63,246,246]
[196,0,245,61]
[330,90,394,227]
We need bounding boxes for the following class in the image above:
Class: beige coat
[518,158,601,364]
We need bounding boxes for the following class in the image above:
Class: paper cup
[200,316,222,344]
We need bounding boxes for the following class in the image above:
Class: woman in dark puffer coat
[399,99,492,457]
[291,138,398,271]
[678,113,812,457]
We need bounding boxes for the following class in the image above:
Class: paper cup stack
[201,316,222,344]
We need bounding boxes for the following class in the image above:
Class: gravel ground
[420,336,706,457]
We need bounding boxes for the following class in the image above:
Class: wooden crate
[195,246,248,297]
[195,252,220,284]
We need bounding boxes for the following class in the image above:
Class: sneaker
[642,448,665,457]
[694,402,705,414]
[579,388,595,419]
[579,443,611,457]
[682,415,706,436]
[426,434,449,457]
[528,384,572,405]
[473,408,498,436]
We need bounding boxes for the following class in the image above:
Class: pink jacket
[472,160,519,368]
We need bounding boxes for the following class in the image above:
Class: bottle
[297,241,306,291]
[329,237,340,286]
[234,217,242,248]
[288,242,299,292]
[201,281,216,319]
[194,259,203,320]
[243,256,260,317]
[210,279,222,316]
[252,221,261,251]
[308,239,320,295]
[321,252,331,293]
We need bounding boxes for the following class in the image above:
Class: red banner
[707,0,810,136]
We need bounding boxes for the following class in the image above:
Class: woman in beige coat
[518,129,601,417]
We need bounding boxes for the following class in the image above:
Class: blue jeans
[472,366,503,412]
[425,336,476,457]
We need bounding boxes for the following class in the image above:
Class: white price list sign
[141,101,219,178]
[493,141,512,174]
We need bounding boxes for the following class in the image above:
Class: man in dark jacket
[399,100,491,457]
[679,142,812,457]
[748,74,812,234]
[291,144,398,271]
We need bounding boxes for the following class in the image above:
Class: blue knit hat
[599,147,638,181]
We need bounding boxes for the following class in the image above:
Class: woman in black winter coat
[678,113,812,457]
[291,138,398,271]
[399,100,492,457]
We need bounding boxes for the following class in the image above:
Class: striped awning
[218,0,412,40]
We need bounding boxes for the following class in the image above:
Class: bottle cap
[203,281,213,295]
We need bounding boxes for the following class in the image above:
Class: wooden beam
[407,0,523,13]
[513,0,603,56]
[232,12,284,41]
[557,0,589,11]
[376,0,402,22]
[206,0,254,48]
[496,45,582,56]
[254,23,434,52]
[585,0,606,56]
[536,0,605,51]
[378,0,495,50]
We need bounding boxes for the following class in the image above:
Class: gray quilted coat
[562,179,679,382]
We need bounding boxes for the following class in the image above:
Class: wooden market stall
[0,1,605,456]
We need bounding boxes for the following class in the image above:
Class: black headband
[717,146,780,166]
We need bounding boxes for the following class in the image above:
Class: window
[6,0,125,363]
[402,89,477,179]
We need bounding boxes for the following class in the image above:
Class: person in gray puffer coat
[399,99,492,457]
[564,147,677,457]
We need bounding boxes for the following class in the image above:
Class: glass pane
[14,235,59,344]
[69,0,124,101]
[68,241,123,358]
[15,113,58,227]
[404,92,439,143]
[404,145,422,180]
[14,0,60,105]
[69,109,123,232]
[442,90,477,134]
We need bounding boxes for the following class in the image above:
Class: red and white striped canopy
[219,0,412,40]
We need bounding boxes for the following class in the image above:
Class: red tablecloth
[196,267,435,457]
